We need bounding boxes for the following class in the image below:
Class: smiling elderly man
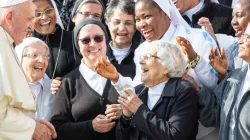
[0,0,56,140]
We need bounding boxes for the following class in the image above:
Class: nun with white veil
[95,0,219,139]
[33,0,82,79]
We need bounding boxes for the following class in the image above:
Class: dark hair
[104,0,135,24]
[135,0,161,11]
[32,0,54,8]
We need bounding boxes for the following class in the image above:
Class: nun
[116,40,199,140]
[95,0,220,139]
[67,0,103,31]
[32,0,82,79]
[15,37,54,121]
[50,19,121,140]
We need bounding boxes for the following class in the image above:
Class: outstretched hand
[95,56,119,83]
[176,36,197,61]
[209,47,228,76]
[198,17,216,41]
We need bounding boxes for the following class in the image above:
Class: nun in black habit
[50,19,121,140]
[33,0,82,79]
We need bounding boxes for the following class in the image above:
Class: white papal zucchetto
[0,0,29,8]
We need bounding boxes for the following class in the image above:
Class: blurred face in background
[135,1,170,42]
[108,8,135,48]
[72,3,102,26]
[231,1,250,38]
[238,23,250,63]
[33,0,57,35]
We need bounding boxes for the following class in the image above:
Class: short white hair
[15,37,49,64]
[143,40,187,78]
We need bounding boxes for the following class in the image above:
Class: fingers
[221,48,227,59]
[51,77,61,94]
[39,120,57,139]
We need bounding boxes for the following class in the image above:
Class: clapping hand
[176,36,197,61]
[95,56,119,83]
[105,104,122,121]
[92,115,116,133]
[118,88,142,114]
[198,17,216,41]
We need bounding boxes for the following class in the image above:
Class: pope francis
[0,0,56,140]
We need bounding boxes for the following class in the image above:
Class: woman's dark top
[34,25,82,78]
[50,67,119,140]
[106,41,139,79]
[117,78,199,140]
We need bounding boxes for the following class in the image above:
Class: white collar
[183,0,204,22]
[79,59,99,80]
[148,80,168,93]
[109,41,132,50]
[29,78,44,87]
[161,23,176,41]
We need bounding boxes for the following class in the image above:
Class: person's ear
[163,69,169,75]
[72,15,76,23]
[5,11,13,25]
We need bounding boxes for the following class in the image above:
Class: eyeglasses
[78,35,104,45]
[35,8,54,18]
[23,53,50,60]
[111,20,134,27]
[240,34,250,42]
[139,53,161,61]
[77,12,101,19]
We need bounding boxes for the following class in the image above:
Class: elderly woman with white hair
[113,40,198,140]
[15,37,54,121]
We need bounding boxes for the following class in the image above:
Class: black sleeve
[50,78,95,140]
[132,86,198,140]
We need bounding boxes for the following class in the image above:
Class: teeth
[41,21,50,26]
[117,33,127,36]
[89,49,99,53]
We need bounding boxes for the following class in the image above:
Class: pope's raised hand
[95,56,119,83]
[176,36,197,61]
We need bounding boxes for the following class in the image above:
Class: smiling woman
[50,19,120,140]
[32,0,82,79]
[104,0,138,79]
[15,37,54,121]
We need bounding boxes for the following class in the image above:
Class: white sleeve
[0,97,36,140]
[111,46,143,92]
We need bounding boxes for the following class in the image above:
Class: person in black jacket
[104,0,139,79]
[50,19,121,140]
[32,0,82,79]
[173,0,235,36]
[113,40,199,140]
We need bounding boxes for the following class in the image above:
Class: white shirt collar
[109,42,131,64]
[79,59,107,96]
[183,0,204,22]
[161,23,176,41]
[147,80,168,110]
[29,78,44,88]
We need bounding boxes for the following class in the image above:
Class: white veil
[153,0,190,28]
[51,0,64,29]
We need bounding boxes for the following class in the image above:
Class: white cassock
[0,3,36,138]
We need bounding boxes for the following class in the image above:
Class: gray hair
[75,0,104,15]
[143,40,187,78]
[15,37,49,64]
[105,0,135,25]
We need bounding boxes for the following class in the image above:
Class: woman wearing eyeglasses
[33,0,82,79]
[50,19,121,140]
[195,22,250,140]
[15,37,55,122]
[104,0,139,79]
